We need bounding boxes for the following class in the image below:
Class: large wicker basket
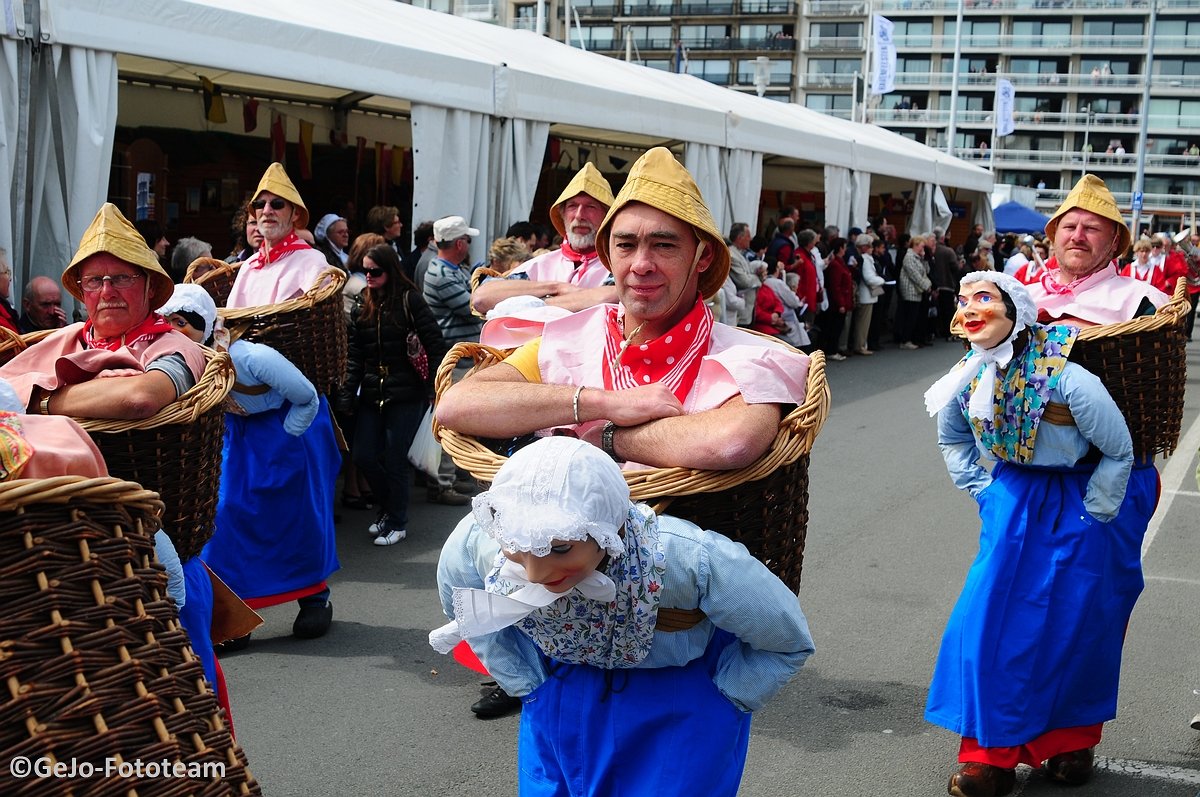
[184,257,242,308]
[0,476,261,795]
[74,350,236,561]
[0,325,22,365]
[218,268,347,395]
[1070,277,1191,460]
[433,343,830,592]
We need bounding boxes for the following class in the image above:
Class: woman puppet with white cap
[923,271,1157,797]
[432,435,813,796]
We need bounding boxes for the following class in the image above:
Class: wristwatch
[38,391,51,415]
[600,421,621,462]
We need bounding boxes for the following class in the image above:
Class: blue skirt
[517,630,752,797]
[177,557,216,688]
[925,461,1158,747]
[201,398,340,604]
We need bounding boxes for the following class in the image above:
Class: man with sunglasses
[0,203,205,420]
[227,162,330,308]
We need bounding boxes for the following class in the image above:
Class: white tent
[3,0,991,293]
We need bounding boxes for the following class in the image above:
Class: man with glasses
[227,162,330,307]
[0,203,205,419]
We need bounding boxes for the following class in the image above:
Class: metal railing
[805,35,865,50]
[680,35,798,49]
[1030,190,1200,212]
[804,0,867,14]
[868,108,1200,129]
[569,0,793,13]
[954,148,1200,168]
[894,33,1193,50]
[875,0,1197,13]
[800,72,859,88]
[454,1,497,18]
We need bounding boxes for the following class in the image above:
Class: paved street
[221,340,1200,797]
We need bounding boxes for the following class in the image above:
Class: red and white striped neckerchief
[559,241,600,285]
[254,231,310,268]
[602,296,713,403]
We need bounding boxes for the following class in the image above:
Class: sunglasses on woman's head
[363,268,385,277]
[251,197,288,211]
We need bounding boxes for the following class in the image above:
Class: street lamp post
[1082,105,1094,176]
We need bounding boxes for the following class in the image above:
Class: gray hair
[171,237,213,276]
[785,271,800,289]
[855,233,874,249]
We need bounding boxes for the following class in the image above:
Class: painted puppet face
[503,538,607,594]
[955,280,1015,350]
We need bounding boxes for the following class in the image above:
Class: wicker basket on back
[184,257,242,308]
[74,349,236,562]
[433,344,830,592]
[1070,277,1191,460]
[218,268,347,396]
[0,475,261,795]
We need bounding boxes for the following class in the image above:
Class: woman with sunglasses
[341,244,449,545]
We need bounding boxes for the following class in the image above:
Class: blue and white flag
[672,40,689,74]
[870,15,896,96]
[995,78,1016,137]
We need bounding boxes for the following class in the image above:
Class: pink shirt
[512,248,611,288]
[1025,264,1169,326]
[227,247,330,307]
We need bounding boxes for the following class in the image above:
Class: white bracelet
[572,385,585,425]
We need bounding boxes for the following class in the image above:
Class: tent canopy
[992,201,1051,235]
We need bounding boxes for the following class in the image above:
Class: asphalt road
[221,339,1200,797]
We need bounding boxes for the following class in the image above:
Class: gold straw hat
[63,204,174,308]
[1045,174,1131,258]
[549,162,615,240]
[251,162,309,230]
[595,147,730,299]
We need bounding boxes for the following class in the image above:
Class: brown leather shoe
[1044,747,1094,786]
[948,762,1017,797]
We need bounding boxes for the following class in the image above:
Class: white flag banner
[871,15,896,96]
[995,78,1016,137]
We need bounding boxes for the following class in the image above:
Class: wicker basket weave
[0,476,261,795]
[184,257,242,308]
[74,350,236,562]
[0,325,22,365]
[433,343,830,592]
[1070,277,1191,459]
[218,268,348,395]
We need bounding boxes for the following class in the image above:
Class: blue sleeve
[241,342,320,435]
[154,529,186,607]
[937,402,993,497]
[1058,363,1133,522]
[436,516,547,697]
[696,531,815,712]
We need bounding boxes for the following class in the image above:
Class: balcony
[874,0,1179,13]
[681,35,796,50]
[455,1,496,19]
[740,0,795,11]
[800,72,858,89]
[805,35,865,51]
[953,148,1200,171]
[1030,190,1200,213]
[803,0,867,14]
[893,33,1193,50]
[871,107,1200,131]
[677,0,736,13]
[572,3,620,16]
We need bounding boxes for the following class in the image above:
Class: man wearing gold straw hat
[0,203,205,418]
[227,162,331,308]
[1026,174,1169,327]
[437,147,809,471]
[470,162,618,315]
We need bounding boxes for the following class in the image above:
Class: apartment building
[413,0,1199,223]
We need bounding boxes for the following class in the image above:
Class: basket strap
[1042,401,1075,426]
[655,607,707,632]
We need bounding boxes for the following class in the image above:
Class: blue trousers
[517,631,752,797]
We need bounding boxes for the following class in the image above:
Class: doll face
[166,312,206,344]
[504,537,606,594]
[955,281,1014,350]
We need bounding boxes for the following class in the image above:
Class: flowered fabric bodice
[961,323,1079,463]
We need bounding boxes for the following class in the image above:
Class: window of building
[943,19,1000,47]
[897,56,930,73]
[621,0,672,14]
[1009,58,1060,75]
[678,0,736,13]
[809,58,861,75]
[893,20,932,48]
[625,24,672,49]
[737,58,793,84]
[413,0,452,11]
[1156,58,1200,76]
[578,25,616,48]
[686,58,732,84]
[936,94,985,111]
[1156,18,1200,39]
[809,21,862,48]
[806,93,854,113]
[1011,20,1070,48]
[643,59,672,71]
[680,24,731,48]
[1150,97,1200,130]
[571,0,616,9]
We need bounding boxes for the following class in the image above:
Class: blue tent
[992,201,1051,235]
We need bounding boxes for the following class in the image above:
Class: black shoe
[293,600,333,639]
[214,633,251,654]
[471,685,521,719]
